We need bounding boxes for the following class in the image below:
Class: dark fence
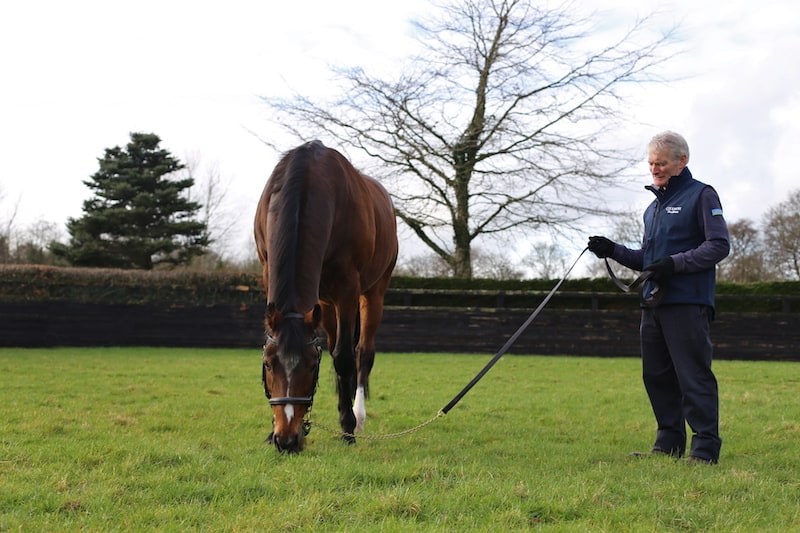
[2,291,799,361]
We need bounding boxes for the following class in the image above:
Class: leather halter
[261,312,323,407]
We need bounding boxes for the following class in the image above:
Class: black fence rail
[2,293,799,361]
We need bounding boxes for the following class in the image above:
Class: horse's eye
[262,348,276,370]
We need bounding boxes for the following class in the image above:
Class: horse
[254,140,398,453]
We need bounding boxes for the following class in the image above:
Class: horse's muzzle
[272,432,304,453]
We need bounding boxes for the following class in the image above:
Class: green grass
[1,348,800,532]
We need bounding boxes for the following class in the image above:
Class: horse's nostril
[274,434,302,454]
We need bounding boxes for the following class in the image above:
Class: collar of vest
[645,167,693,198]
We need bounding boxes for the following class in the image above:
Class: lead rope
[310,412,445,441]
[604,257,652,293]
[604,258,664,307]
[308,247,589,440]
[439,246,588,415]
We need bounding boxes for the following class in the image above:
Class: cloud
[1,0,798,264]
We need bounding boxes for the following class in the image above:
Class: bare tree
[522,242,570,279]
[0,188,19,264]
[393,252,452,278]
[762,190,800,280]
[717,219,775,282]
[13,220,65,265]
[262,0,678,278]
[472,247,525,279]
[184,152,238,263]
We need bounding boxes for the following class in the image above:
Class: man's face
[648,149,687,189]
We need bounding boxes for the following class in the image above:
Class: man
[588,131,730,464]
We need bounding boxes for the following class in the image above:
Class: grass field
[1,347,799,532]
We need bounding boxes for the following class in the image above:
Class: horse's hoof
[342,434,357,446]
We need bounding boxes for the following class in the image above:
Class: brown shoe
[629,449,670,458]
[685,455,717,465]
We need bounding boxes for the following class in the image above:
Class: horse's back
[255,141,397,309]
[357,174,397,290]
[314,144,397,295]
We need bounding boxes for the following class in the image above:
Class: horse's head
[262,303,323,453]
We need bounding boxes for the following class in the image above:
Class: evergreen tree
[51,132,210,269]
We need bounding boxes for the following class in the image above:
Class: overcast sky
[1,0,798,267]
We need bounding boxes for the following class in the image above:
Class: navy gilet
[642,169,716,308]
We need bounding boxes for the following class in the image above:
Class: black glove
[587,236,615,258]
[644,257,674,282]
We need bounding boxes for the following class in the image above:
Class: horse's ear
[311,304,322,328]
[266,302,279,331]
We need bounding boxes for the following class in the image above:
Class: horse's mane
[278,316,306,371]
[270,140,322,314]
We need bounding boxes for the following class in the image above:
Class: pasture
[1,347,799,532]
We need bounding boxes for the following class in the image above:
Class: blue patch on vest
[711,208,723,216]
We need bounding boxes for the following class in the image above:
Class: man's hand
[587,236,615,258]
[644,257,674,282]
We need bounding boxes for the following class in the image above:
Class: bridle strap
[440,247,588,415]
[269,397,314,406]
[261,334,323,412]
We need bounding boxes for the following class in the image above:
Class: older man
[588,131,730,464]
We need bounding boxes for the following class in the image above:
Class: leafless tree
[472,247,525,279]
[15,219,65,265]
[716,219,775,282]
[184,152,238,263]
[522,242,570,279]
[262,0,679,278]
[0,188,19,264]
[762,189,800,280]
[393,252,452,278]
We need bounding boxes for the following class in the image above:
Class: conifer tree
[51,132,210,269]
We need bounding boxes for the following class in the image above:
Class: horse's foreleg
[330,318,357,443]
[333,353,357,442]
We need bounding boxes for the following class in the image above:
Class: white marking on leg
[353,386,366,433]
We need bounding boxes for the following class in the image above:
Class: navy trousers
[639,304,721,461]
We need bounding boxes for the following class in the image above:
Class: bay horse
[254,140,398,453]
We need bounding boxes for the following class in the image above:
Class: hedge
[1,265,798,313]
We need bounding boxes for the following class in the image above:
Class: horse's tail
[355,307,361,345]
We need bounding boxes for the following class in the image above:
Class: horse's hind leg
[353,287,387,432]
[352,347,373,433]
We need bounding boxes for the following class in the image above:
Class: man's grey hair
[648,131,690,163]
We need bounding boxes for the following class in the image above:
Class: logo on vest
[665,206,682,214]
